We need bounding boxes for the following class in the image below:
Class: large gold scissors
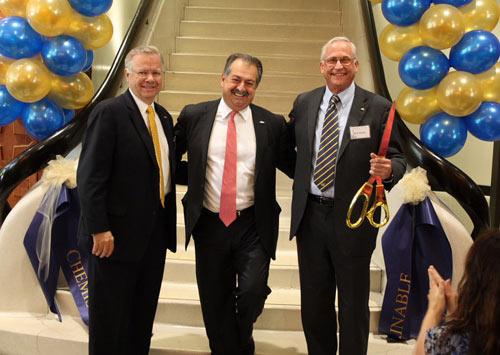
[346,103,396,229]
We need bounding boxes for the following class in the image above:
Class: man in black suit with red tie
[77,45,176,355]
[288,37,406,354]
[175,53,294,354]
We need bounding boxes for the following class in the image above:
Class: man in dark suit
[174,53,293,354]
[288,37,406,355]
[77,45,176,355]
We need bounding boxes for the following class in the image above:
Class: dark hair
[222,53,263,86]
[440,229,500,355]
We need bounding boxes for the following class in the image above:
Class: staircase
[0,1,415,354]
[161,0,340,120]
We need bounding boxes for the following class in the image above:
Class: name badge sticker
[350,125,371,140]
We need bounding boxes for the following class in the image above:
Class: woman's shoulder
[425,325,469,355]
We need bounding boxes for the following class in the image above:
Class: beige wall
[91,0,142,90]
[92,0,188,93]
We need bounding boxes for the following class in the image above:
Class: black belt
[308,194,335,207]
[202,205,255,217]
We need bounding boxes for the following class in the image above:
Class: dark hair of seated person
[438,229,500,354]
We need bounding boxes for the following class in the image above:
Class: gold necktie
[146,105,165,207]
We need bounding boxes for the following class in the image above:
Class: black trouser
[296,197,371,355]
[88,218,167,355]
[193,207,271,355]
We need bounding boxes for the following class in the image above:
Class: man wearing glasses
[288,37,406,354]
[78,45,176,355]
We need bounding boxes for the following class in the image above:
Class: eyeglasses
[132,70,163,79]
[323,56,355,66]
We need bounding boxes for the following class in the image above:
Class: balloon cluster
[0,0,113,140]
[373,0,499,157]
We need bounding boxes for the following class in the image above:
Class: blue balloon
[432,0,472,6]
[399,46,450,89]
[450,30,500,74]
[382,0,432,26]
[464,102,500,141]
[82,50,94,72]
[0,17,43,59]
[68,0,113,17]
[63,108,75,124]
[42,35,87,76]
[0,85,26,126]
[420,112,467,157]
[21,98,65,140]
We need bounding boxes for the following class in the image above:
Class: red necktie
[219,111,237,226]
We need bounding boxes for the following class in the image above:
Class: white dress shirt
[129,89,171,194]
[310,81,355,198]
[204,99,256,212]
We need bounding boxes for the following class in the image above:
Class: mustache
[231,88,249,97]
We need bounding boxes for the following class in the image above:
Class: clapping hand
[428,265,458,316]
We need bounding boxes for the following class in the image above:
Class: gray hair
[320,36,357,61]
[124,45,164,71]
[223,53,263,86]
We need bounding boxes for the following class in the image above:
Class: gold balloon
[460,0,500,32]
[419,4,465,49]
[0,0,28,17]
[379,23,423,61]
[0,56,13,85]
[67,13,113,50]
[26,0,75,37]
[49,72,94,109]
[6,58,51,103]
[369,0,382,3]
[396,87,440,124]
[437,71,483,117]
[476,62,500,102]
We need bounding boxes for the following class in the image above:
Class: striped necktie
[313,94,341,192]
[146,105,165,207]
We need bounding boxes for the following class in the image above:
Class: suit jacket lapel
[251,105,267,181]
[123,91,157,165]
[200,100,219,172]
[155,103,175,173]
[307,87,325,155]
[338,85,368,161]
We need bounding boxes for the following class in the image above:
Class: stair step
[169,53,321,75]
[56,288,384,332]
[187,0,340,10]
[162,256,384,293]
[180,21,339,41]
[160,91,296,113]
[174,229,295,257]
[0,316,415,355]
[175,37,334,57]
[184,6,341,25]
[164,71,323,93]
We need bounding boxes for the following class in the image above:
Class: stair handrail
[360,0,490,238]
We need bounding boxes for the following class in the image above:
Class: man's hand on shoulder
[92,231,115,258]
